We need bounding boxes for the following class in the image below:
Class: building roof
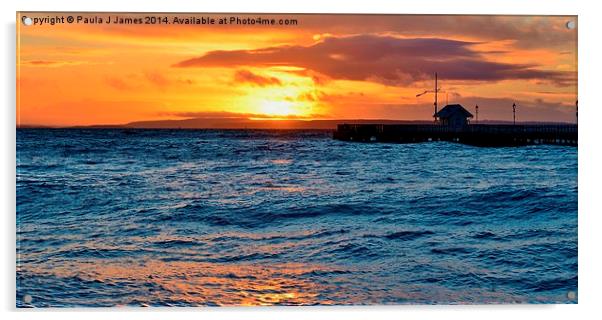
[435,104,473,118]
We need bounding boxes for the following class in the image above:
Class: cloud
[21,60,87,67]
[104,71,195,91]
[302,15,576,50]
[233,70,282,86]
[144,71,171,88]
[174,34,571,86]
[105,77,134,91]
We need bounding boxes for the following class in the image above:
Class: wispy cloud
[105,77,134,91]
[20,60,89,67]
[233,70,282,87]
[104,71,196,92]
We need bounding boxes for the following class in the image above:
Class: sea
[16,129,578,307]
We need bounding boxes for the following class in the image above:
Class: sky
[17,13,578,127]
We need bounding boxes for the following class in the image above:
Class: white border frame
[3,1,600,319]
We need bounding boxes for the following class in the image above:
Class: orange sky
[17,13,577,127]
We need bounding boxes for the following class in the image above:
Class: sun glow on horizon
[260,100,300,117]
[236,71,321,119]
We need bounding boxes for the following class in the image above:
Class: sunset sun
[259,100,300,117]
[242,80,318,119]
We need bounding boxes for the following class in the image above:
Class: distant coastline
[16,118,575,130]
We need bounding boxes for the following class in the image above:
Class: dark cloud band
[174,34,572,86]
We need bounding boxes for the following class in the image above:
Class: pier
[333,123,577,147]
[334,102,577,147]
[336,73,578,147]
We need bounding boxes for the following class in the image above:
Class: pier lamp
[512,103,517,125]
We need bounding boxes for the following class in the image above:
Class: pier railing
[333,124,577,146]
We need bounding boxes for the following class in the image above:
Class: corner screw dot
[567,291,576,300]
[566,21,576,30]
[22,16,33,26]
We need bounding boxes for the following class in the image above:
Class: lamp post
[475,104,479,124]
[415,72,443,124]
[512,103,517,125]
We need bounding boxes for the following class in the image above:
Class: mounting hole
[566,21,576,30]
[22,16,33,26]
[567,291,577,300]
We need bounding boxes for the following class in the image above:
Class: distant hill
[97,118,433,130]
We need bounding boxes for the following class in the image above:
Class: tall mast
[434,72,438,122]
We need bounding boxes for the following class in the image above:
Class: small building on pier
[435,104,473,127]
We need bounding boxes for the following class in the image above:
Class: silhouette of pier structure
[334,73,577,147]
[333,104,577,147]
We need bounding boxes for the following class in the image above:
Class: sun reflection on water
[21,259,335,306]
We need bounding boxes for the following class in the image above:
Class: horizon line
[16,117,577,130]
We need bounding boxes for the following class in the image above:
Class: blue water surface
[16,129,578,306]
